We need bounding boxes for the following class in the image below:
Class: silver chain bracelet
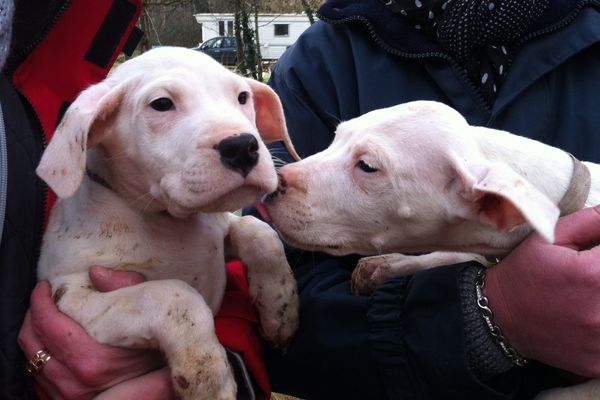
[475,268,529,367]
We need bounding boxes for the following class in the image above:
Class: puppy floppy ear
[36,82,123,198]
[245,78,301,161]
[451,156,559,243]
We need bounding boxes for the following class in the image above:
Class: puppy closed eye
[150,97,175,112]
[357,160,379,173]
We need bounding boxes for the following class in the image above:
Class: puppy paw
[254,271,299,349]
[170,344,237,400]
[351,256,394,295]
[352,252,480,295]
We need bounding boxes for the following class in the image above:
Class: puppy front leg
[51,273,236,400]
[226,214,299,348]
[352,252,491,295]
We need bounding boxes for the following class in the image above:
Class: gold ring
[26,349,52,375]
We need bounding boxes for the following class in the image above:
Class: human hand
[485,205,600,377]
[18,267,174,399]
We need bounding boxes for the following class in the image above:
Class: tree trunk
[241,3,257,78]
[234,0,247,73]
[139,10,153,52]
[300,0,315,24]
[253,0,263,81]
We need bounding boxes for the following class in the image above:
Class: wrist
[483,266,531,361]
[459,265,514,380]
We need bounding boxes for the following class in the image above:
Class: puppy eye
[238,91,249,105]
[150,97,174,112]
[357,160,379,173]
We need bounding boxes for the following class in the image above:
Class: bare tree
[253,0,264,81]
[139,10,153,53]
[259,0,322,13]
[140,0,207,49]
[300,0,316,24]
[234,0,247,72]
[241,2,259,79]
[137,0,323,79]
[207,0,235,13]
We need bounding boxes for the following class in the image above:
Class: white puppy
[265,100,600,278]
[263,100,600,400]
[36,47,299,400]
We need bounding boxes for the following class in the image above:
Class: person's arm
[19,263,266,400]
[486,205,600,377]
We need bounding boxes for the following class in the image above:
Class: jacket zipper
[8,0,73,241]
[0,101,7,245]
[317,0,600,116]
[9,1,72,72]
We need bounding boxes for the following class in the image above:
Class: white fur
[265,100,600,399]
[37,47,299,400]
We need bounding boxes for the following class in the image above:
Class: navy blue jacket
[264,1,600,399]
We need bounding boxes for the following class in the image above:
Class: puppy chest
[39,212,228,285]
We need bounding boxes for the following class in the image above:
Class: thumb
[89,266,146,292]
[553,205,600,250]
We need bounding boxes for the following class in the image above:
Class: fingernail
[92,266,111,280]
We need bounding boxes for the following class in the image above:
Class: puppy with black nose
[35,47,300,400]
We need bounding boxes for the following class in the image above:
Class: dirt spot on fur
[278,303,289,318]
[99,218,131,239]
[175,375,190,389]
[52,285,67,304]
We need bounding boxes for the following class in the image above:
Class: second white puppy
[265,100,599,283]
[264,100,600,400]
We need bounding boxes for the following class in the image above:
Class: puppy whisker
[141,194,156,213]
[129,191,155,212]
[102,152,130,162]
[269,148,293,155]
[131,190,152,203]
[269,148,296,159]
[270,153,289,161]
[271,155,289,170]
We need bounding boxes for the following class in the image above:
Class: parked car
[194,36,237,66]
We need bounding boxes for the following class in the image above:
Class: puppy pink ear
[452,158,559,243]
[36,82,123,198]
[245,78,301,161]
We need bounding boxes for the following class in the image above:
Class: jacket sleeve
[262,21,564,400]
[263,251,525,399]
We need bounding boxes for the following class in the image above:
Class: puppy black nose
[216,134,259,177]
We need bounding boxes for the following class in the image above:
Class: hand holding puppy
[18,268,173,400]
[486,205,600,377]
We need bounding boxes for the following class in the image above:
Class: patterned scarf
[382,0,550,105]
